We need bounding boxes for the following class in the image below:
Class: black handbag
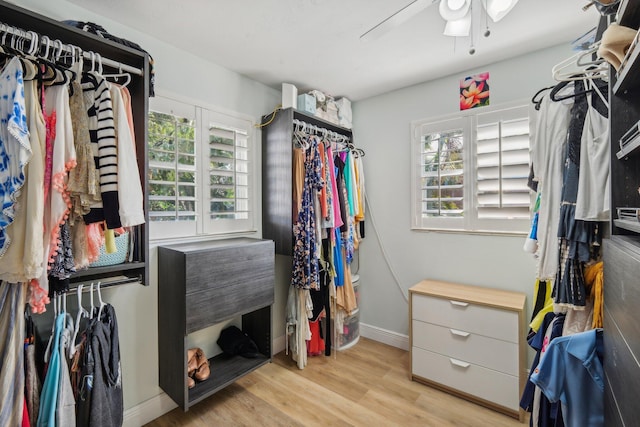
[216,326,261,358]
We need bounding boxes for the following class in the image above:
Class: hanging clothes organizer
[0,2,150,424]
[0,0,150,296]
[262,108,366,369]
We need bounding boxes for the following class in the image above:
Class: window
[411,104,531,234]
[148,96,256,239]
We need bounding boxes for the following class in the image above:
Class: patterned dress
[0,57,31,257]
[291,136,324,290]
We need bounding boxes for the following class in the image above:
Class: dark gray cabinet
[604,1,640,425]
[158,238,275,410]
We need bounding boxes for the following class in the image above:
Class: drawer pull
[450,300,469,308]
[450,329,470,338]
[450,358,471,369]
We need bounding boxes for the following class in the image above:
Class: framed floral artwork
[460,72,490,110]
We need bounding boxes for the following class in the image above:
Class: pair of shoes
[186,347,211,388]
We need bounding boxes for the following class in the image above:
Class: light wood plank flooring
[145,338,528,426]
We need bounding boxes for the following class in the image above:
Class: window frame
[411,101,532,235]
[148,95,258,241]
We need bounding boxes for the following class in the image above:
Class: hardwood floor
[144,338,528,426]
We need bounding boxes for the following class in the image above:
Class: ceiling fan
[360,0,520,43]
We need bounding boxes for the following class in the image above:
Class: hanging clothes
[530,329,604,427]
[0,57,31,258]
[87,304,123,427]
[25,332,41,427]
[0,282,28,427]
[574,90,610,221]
[109,82,144,227]
[68,78,100,222]
[529,93,572,281]
[81,72,120,229]
[40,83,77,298]
[520,312,566,427]
[57,314,76,426]
[291,136,324,290]
[554,83,604,310]
[37,312,64,427]
[0,69,46,298]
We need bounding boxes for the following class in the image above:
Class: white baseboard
[273,334,286,355]
[123,392,177,427]
[360,322,409,351]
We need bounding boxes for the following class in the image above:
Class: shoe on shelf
[187,375,195,389]
[194,348,211,382]
[187,348,198,378]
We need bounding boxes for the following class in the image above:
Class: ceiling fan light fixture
[439,0,471,21]
[443,13,471,37]
[485,0,519,22]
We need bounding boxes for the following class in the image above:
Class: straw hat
[598,23,638,71]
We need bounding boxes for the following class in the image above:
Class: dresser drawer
[412,347,519,411]
[412,294,519,343]
[412,320,518,376]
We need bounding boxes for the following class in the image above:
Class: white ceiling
[67,0,599,101]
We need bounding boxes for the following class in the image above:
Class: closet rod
[68,275,142,293]
[293,118,351,142]
[0,22,144,76]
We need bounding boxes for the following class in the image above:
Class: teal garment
[37,313,65,427]
[343,151,355,217]
[530,329,604,427]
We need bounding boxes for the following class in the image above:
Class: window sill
[410,227,527,237]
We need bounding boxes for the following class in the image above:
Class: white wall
[351,44,573,336]
[10,0,281,415]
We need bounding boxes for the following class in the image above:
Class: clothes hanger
[553,60,608,82]
[103,63,132,87]
[550,74,608,102]
[70,284,90,358]
[588,77,610,111]
[44,293,61,363]
[552,44,609,83]
[89,282,95,319]
[97,281,106,320]
[531,86,554,110]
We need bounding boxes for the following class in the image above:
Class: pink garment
[326,146,343,229]
[85,222,104,264]
[119,86,136,144]
[36,85,77,302]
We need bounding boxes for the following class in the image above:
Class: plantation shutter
[420,122,465,218]
[207,124,250,221]
[475,106,531,220]
[148,109,197,224]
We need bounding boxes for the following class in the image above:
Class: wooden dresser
[409,280,526,421]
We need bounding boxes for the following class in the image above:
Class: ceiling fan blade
[360,0,439,42]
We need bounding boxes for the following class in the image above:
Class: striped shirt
[81,72,121,229]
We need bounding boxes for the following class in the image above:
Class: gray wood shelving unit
[605,1,640,425]
[158,238,274,411]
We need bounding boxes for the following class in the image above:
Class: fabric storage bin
[90,232,130,267]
